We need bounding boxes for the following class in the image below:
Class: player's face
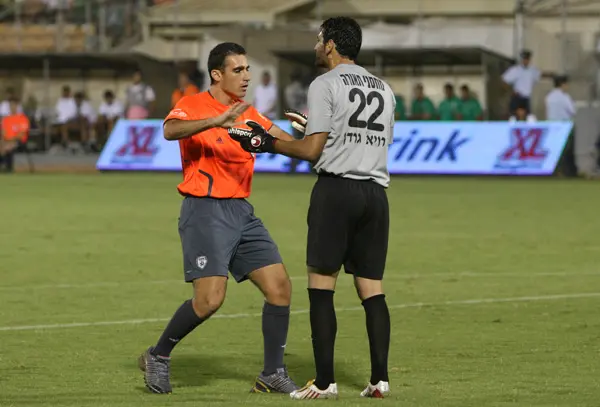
[219,54,250,99]
[314,31,328,68]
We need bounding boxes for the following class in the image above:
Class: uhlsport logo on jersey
[495,127,549,170]
[111,125,160,164]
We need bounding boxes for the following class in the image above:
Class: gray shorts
[178,196,283,283]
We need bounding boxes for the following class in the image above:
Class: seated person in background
[438,83,460,121]
[96,90,124,147]
[456,85,483,121]
[73,92,97,152]
[509,99,537,123]
[54,88,96,153]
[171,71,200,108]
[0,87,24,117]
[0,99,30,173]
[410,83,436,120]
[394,94,406,120]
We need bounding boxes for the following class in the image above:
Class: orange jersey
[171,84,200,108]
[2,113,30,141]
[164,91,273,199]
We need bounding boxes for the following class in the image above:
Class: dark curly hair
[320,17,362,61]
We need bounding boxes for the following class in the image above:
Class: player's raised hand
[216,102,250,128]
[284,109,308,134]
[227,120,277,154]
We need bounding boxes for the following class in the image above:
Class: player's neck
[209,85,238,106]
[328,55,356,71]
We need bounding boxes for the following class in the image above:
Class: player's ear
[325,39,335,55]
[211,69,222,83]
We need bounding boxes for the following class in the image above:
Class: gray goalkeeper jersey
[304,63,396,188]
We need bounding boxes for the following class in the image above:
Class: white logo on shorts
[196,256,207,269]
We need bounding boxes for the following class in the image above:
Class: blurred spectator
[52,87,96,153]
[410,83,436,120]
[0,88,24,117]
[75,91,97,151]
[456,85,483,121]
[254,70,277,120]
[546,75,577,177]
[96,90,124,146]
[171,71,200,108]
[53,85,76,151]
[438,83,460,121]
[545,75,575,121]
[284,70,308,128]
[0,99,30,173]
[284,69,308,173]
[125,69,156,119]
[502,49,540,116]
[509,98,537,122]
[394,94,406,120]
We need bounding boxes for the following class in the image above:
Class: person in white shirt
[502,50,541,117]
[125,69,155,119]
[545,75,575,121]
[545,75,577,176]
[96,90,123,146]
[73,91,97,152]
[253,70,278,120]
[54,85,77,150]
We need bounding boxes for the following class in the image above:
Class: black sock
[152,299,204,357]
[308,288,336,390]
[262,302,290,375]
[362,294,390,385]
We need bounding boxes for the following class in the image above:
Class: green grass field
[1,173,599,406]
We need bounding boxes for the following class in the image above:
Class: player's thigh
[229,203,283,283]
[306,176,357,272]
[344,183,390,281]
[178,197,241,283]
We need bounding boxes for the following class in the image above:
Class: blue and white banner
[97,119,572,176]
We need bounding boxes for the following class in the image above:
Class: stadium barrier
[97,120,572,176]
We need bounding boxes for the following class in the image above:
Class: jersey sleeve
[164,97,205,123]
[304,77,333,136]
[246,106,273,131]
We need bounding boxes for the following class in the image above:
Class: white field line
[1,271,599,292]
[0,292,598,332]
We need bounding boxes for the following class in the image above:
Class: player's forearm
[274,139,320,162]
[163,118,218,141]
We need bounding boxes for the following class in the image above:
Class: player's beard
[315,52,327,68]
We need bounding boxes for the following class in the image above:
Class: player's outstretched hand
[284,109,308,134]
[216,102,251,128]
[228,120,277,154]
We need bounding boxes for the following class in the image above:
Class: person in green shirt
[438,83,460,121]
[410,83,436,120]
[394,94,406,120]
[457,85,484,121]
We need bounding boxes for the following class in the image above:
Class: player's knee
[192,292,225,318]
[264,276,291,306]
[354,277,383,301]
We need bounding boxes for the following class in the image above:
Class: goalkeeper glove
[227,120,277,154]
[284,109,307,134]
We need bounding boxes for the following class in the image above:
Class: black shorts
[178,196,283,283]
[306,174,389,280]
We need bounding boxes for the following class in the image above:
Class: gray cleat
[138,346,172,394]
[250,366,300,394]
